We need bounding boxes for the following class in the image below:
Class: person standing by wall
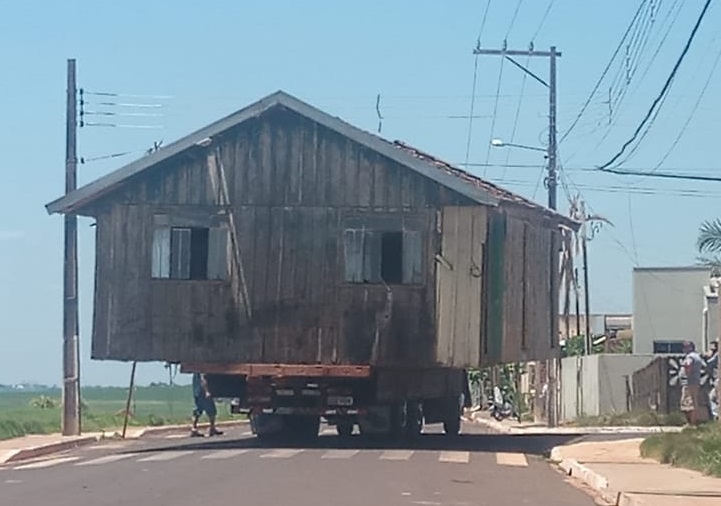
[679,341,710,425]
[705,341,718,420]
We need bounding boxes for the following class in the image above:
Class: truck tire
[286,415,320,441]
[443,395,462,436]
[443,417,461,436]
[336,420,353,438]
[405,401,422,438]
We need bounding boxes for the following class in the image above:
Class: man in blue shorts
[190,373,223,437]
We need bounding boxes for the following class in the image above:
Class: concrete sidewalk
[551,438,721,505]
[468,410,683,435]
[0,419,248,465]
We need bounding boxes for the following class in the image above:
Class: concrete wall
[560,354,655,422]
[633,267,710,354]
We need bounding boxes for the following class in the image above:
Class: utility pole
[474,44,561,426]
[62,58,81,436]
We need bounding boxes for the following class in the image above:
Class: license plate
[328,395,354,407]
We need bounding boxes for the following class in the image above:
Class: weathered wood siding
[487,207,558,366]
[436,206,486,368]
[91,106,469,366]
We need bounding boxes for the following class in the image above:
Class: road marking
[495,452,528,467]
[321,449,359,459]
[320,428,335,435]
[13,457,80,470]
[241,431,253,436]
[136,451,194,462]
[380,450,414,461]
[260,449,304,459]
[201,449,249,460]
[438,451,470,463]
[76,453,138,466]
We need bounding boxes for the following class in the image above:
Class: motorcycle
[490,385,520,422]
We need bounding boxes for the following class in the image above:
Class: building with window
[46,91,577,368]
[632,266,718,354]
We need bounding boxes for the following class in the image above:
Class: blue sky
[1,0,719,386]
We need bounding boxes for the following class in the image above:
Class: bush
[147,414,166,427]
[30,396,57,409]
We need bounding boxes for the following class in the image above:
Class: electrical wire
[597,0,714,170]
[477,0,493,45]
[651,46,721,171]
[560,1,650,144]
[484,57,506,172]
[531,0,555,41]
[506,0,525,39]
[464,56,481,168]
[500,55,530,180]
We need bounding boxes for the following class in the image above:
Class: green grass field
[0,385,235,441]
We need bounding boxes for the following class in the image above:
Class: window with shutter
[343,228,423,285]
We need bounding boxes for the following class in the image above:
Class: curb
[119,419,249,439]
[550,447,648,506]
[1,419,249,465]
[469,412,683,435]
[3,435,102,464]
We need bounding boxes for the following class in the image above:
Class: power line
[464,56,481,168]
[560,1,650,144]
[484,56,506,171]
[476,0,493,45]
[597,0,714,170]
[531,0,555,41]
[506,0,525,39]
[651,46,721,171]
[501,54,531,180]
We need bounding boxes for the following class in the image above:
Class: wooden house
[46,91,578,370]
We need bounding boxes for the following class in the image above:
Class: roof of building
[46,90,578,229]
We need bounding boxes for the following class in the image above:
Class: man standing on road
[679,341,709,425]
[190,372,223,437]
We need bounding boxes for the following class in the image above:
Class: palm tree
[696,218,721,274]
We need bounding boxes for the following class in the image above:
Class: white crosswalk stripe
[321,449,359,459]
[379,450,414,461]
[260,449,304,459]
[438,451,470,463]
[320,428,335,435]
[13,457,80,470]
[200,449,249,460]
[136,451,194,462]
[495,452,528,467]
[76,453,138,466]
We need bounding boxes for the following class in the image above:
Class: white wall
[633,267,710,354]
[560,354,655,422]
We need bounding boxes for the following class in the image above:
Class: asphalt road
[0,422,598,506]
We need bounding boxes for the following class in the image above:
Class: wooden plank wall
[436,207,486,368]
[494,209,557,365]
[92,106,470,366]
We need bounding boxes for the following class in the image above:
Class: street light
[490,138,547,153]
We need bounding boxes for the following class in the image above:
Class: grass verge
[570,411,686,427]
[640,423,721,478]
[0,386,237,441]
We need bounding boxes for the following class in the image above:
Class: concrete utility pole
[62,58,81,436]
[474,44,561,426]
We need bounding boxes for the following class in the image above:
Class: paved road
[0,423,597,506]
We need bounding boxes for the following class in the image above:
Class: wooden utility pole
[473,44,561,426]
[62,58,81,436]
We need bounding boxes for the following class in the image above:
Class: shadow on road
[129,431,585,457]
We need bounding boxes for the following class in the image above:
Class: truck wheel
[286,415,320,441]
[443,417,461,436]
[405,401,422,438]
[336,421,353,438]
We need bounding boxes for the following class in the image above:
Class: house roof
[46,90,578,229]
